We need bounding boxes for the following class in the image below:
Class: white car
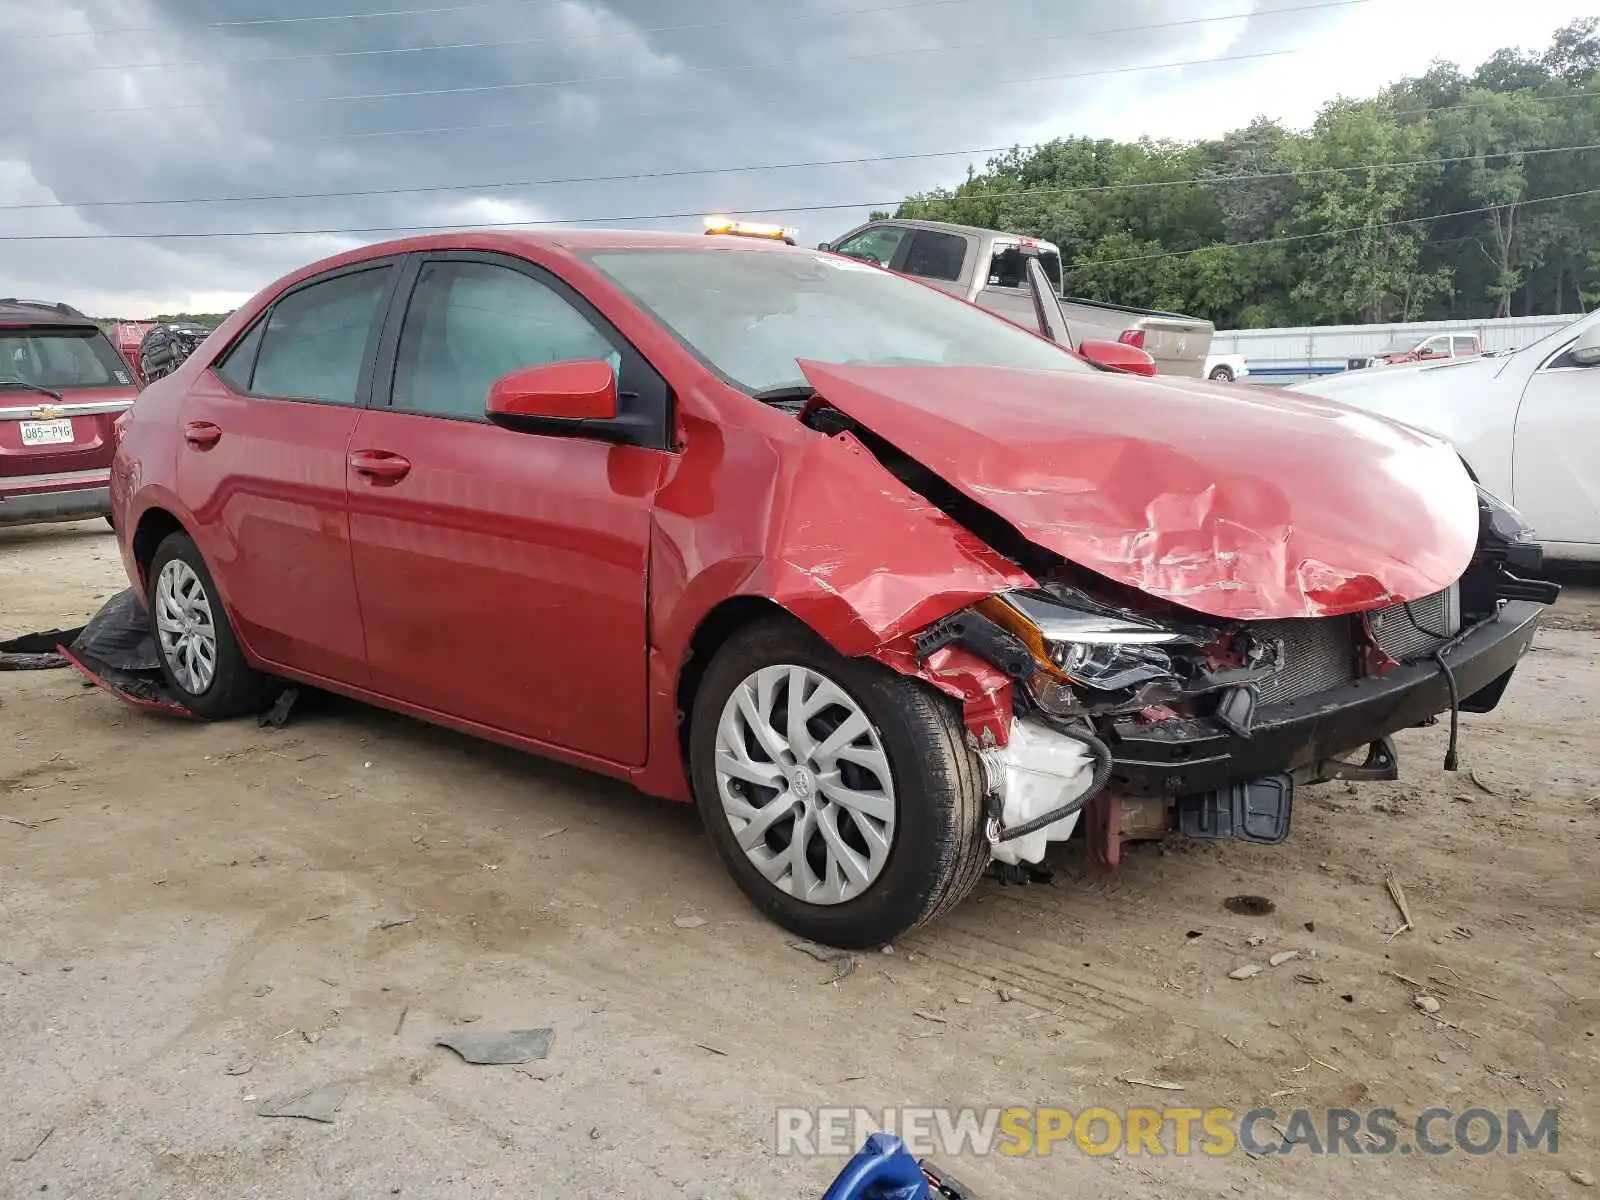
[1204,352,1249,382]
[1291,311,1600,560]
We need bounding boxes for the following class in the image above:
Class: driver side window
[832,225,908,268]
[391,260,619,419]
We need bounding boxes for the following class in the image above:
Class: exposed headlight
[1476,484,1535,543]
[977,591,1197,714]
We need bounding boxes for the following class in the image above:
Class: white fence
[1212,314,1585,382]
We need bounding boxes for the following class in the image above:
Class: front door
[347,254,666,764]
[1511,330,1600,547]
[178,261,400,684]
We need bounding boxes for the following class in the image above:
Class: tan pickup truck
[820,218,1214,377]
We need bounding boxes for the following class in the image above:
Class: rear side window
[902,230,966,282]
[244,267,394,404]
[391,261,619,419]
[0,329,130,389]
[1453,336,1479,355]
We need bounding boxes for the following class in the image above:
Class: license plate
[19,418,74,446]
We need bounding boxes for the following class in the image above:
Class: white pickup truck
[821,218,1215,377]
[1291,309,1600,561]
[1204,353,1250,382]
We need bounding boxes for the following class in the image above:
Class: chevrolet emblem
[31,404,64,420]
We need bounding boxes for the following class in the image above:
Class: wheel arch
[673,594,801,764]
[130,506,188,589]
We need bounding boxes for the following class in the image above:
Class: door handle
[183,420,222,448]
[348,450,412,483]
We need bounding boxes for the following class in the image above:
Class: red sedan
[111,230,1552,947]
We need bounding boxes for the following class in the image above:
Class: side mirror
[1078,338,1157,377]
[485,360,618,433]
[1569,323,1600,367]
[817,241,833,252]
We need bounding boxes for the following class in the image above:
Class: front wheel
[148,532,276,719]
[689,618,991,948]
[1209,366,1234,382]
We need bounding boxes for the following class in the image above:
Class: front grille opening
[1248,585,1461,708]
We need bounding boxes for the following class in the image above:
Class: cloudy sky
[1,0,1590,315]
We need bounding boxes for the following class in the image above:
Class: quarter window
[391,261,618,419]
[247,266,394,404]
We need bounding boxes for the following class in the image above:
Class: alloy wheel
[154,558,218,694]
[712,664,897,906]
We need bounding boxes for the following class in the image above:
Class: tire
[147,531,276,719]
[1209,366,1234,382]
[689,617,991,949]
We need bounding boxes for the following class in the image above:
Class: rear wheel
[148,532,275,718]
[1209,365,1234,382]
[689,618,990,948]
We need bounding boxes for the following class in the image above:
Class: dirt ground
[2,521,1596,1200]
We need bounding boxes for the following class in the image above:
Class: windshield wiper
[0,379,64,401]
[749,384,816,405]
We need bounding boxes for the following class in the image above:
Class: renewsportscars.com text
[774,1106,1561,1159]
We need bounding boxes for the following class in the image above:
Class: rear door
[178,259,401,685]
[900,227,974,299]
[346,252,666,764]
[0,325,137,501]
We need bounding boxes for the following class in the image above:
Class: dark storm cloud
[2,0,1317,311]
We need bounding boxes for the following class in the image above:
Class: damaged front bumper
[948,598,1545,872]
[1105,599,1543,798]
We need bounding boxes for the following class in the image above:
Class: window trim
[369,250,675,450]
[211,257,405,408]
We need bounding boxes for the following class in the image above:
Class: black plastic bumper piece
[1107,601,1544,798]
[1178,774,1294,844]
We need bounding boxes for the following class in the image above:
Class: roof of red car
[270,227,802,297]
[0,298,99,329]
[353,227,797,258]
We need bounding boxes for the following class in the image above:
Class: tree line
[883,20,1600,328]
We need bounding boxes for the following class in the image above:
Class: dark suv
[1,299,140,528]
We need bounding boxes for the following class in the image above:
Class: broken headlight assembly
[908,589,1199,717]
[989,591,1194,713]
[911,588,1273,719]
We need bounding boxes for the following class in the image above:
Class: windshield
[1377,338,1421,354]
[585,247,1090,395]
[0,328,131,389]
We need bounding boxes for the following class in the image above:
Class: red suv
[1,299,140,529]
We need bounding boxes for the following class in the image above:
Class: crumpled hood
[797,360,1480,620]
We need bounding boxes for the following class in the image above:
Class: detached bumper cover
[1107,600,1543,797]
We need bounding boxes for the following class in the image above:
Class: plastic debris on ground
[256,1083,348,1123]
[434,1027,555,1065]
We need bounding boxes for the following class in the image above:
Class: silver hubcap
[154,559,218,694]
[713,664,896,906]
